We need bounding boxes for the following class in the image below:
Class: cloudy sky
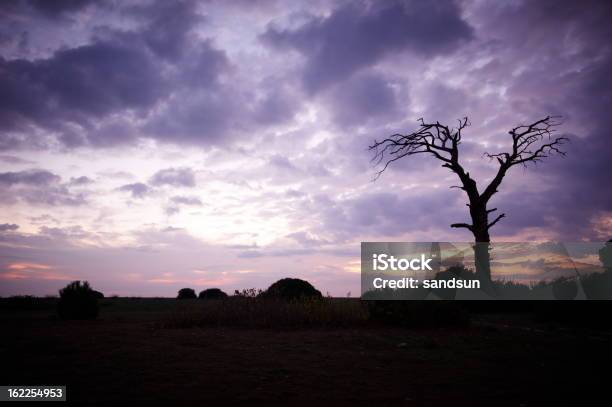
[1,0,611,296]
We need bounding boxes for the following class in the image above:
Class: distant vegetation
[57,280,100,320]
[177,288,197,299]
[233,288,263,298]
[198,288,228,300]
[181,278,323,302]
[161,278,467,329]
[2,269,610,331]
[92,290,105,299]
[259,278,323,300]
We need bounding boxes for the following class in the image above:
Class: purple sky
[1,0,611,297]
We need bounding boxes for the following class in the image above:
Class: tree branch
[451,223,473,231]
[487,213,506,229]
[369,118,468,178]
[482,116,568,202]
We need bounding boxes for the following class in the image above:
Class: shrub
[177,288,197,299]
[599,239,612,272]
[92,290,105,299]
[57,281,99,320]
[260,278,322,300]
[198,288,228,300]
[580,270,612,299]
[233,288,263,298]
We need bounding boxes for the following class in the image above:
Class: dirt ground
[1,301,611,405]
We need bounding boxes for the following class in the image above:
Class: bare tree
[370,116,568,285]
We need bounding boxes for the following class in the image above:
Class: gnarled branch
[481,116,568,202]
[451,223,473,231]
[487,213,506,229]
[369,117,469,180]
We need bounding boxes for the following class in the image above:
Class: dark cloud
[262,0,473,92]
[251,79,301,125]
[20,187,87,206]
[0,0,235,150]
[285,189,306,199]
[327,72,401,127]
[38,225,89,240]
[0,41,165,147]
[170,195,203,206]
[268,154,299,172]
[0,0,308,151]
[131,0,204,61]
[142,89,238,145]
[307,190,465,242]
[150,168,196,188]
[0,155,34,164]
[30,0,96,17]
[0,169,60,185]
[181,42,230,88]
[0,169,86,206]
[0,223,19,232]
[118,182,150,199]
[0,0,96,19]
[165,195,203,216]
[419,84,468,125]
[68,176,93,186]
[51,42,162,112]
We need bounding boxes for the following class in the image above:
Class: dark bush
[551,277,579,300]
[260,278,322,300]
[57,281,99,320]
[199,288,228,299]
[599,239,612,272]
[580,271,612,299]
[233,288,263,298]
[177,288,197,299]
[92,290,105,299]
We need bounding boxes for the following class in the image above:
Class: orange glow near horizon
[7,262,53,271]
[1,262,71,281]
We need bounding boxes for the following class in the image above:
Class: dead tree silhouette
[370,116,568,286]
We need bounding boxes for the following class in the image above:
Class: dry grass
[161,297,369,329]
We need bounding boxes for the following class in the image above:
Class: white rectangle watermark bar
[361,242,612,300]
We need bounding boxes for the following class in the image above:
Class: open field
[1,298,612,405]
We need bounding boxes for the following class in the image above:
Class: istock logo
[372,253,433,271]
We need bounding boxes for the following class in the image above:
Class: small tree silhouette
[370,116,568,285]
[177,288,197,299]
[198,288,228,299]
[260,278,323,300]
[57,280,99,320]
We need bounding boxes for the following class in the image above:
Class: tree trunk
[470,202,492,288]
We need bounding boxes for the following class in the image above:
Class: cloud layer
[0,0,611,296]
